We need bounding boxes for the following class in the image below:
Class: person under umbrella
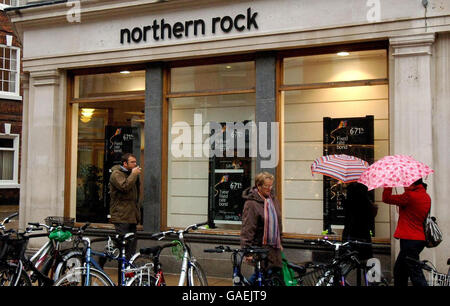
[382,178,430,287]
[342,182,378,260]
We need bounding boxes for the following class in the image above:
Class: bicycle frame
[151,222,208,286]
[82,235,134,286]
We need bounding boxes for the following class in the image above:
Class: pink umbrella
[311,154,369,183]
[357,154,433,190]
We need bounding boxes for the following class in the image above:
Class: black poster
[323,116,374,234]
[208,122,252,227]
[103,126,140,222]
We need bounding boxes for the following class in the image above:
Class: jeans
[394,239,428,287]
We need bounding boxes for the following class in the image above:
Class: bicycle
[0,213,90,286]
[0,216,57,286]
[406,256,450,286]
[204,245,287,286]
[133,222,208,286]
[55,232,152,286]
[127,241,180,286]
[303,238,388,286]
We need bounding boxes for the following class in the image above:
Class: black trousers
[113,223,137,260]
[394,239,428,287]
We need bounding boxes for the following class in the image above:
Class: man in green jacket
[109,153,141,259]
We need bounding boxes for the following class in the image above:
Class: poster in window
[323,116,374,234]
[208,121,252,227]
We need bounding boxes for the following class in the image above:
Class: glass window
[0,135,18,184]
[283,50,387,85]
[171,62,255,92]
[0,45,20,96]
[168,61,256,230]
[75,70,145,98]
[281,49,389,239]
[71,70,145,223]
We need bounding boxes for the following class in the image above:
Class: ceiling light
[337,51,350,56]
[80,108,95,123]
[120,70,131,74]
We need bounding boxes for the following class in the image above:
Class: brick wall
[0,9,22,205]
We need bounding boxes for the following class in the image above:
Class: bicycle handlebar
[151,221,208,239]
[405,256,434,272]
[203,245,269,255]
[0,212,19,229]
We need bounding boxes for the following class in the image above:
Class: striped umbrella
[311,154,369,183]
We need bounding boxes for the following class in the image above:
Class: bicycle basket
[45,216,75,227]
[429,270,450,286]
[0,235,28,261]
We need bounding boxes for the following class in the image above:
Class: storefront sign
[120,7,258,44]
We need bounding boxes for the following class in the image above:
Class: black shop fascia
[120,7,259,44]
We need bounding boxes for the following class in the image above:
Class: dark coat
[240,187,283,269]
[342,182,377,259]
[109,165,141,224]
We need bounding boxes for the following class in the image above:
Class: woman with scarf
[240,172,283,284]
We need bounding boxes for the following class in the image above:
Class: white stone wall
[9,0,450,269]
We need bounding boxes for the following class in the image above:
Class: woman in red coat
[382,178,430,286]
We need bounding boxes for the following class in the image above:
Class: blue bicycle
[54,232,150,286]
[204,245,285,286]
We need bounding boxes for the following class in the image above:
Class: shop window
[70,70,145,223]
[168,61,256,230]
[0,45,20,98]
[0,134,19,187]
[281,49,389,239]
[74,70,145,98]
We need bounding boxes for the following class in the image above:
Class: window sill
[0,183,20,189]
[0,93,22,101]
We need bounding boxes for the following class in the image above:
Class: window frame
[0,133,20,188]
[0,44,21,100]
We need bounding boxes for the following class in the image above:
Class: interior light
[337,51,350,56]
[80,108,95,123]
[225,65,232,69]
[120,70,131,74]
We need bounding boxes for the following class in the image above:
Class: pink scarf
[257,191,282,249]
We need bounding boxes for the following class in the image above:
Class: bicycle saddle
[287,262,307,275]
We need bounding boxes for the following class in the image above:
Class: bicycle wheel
[265,273,285,286]
[53,250,84,281]
[128,273,157,286]
[0,264,31,286]
[187,262,208,286]
[54,267,114,286]
[129,252,153,269]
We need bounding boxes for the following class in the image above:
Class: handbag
[423,209,443,248]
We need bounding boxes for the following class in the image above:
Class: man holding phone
[109,153,141,259]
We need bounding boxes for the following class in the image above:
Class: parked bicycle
[127,241,180,286]
[1,214,89,286]
[406,256,450,286]
[54,232,148,286]
[133,222,208,286]
[303,238,388,286]
[204,245,288,286]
